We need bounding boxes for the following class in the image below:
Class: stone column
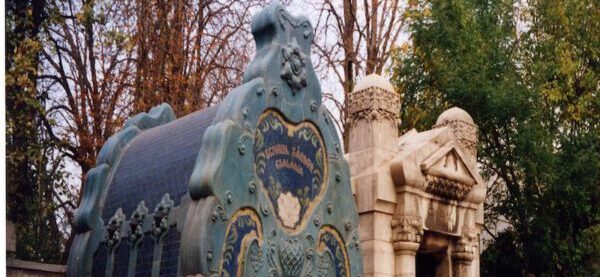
[347,74,401,277]
[391,215,422,277]
[451,227,478,277]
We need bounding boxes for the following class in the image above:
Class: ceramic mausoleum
[67,4,363,276]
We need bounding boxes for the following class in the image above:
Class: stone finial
[433,107,478,163]
[348,74,400,127]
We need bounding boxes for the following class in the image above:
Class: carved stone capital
[348,83,400,128]
[391,215,423,251]
[452,226,479,262]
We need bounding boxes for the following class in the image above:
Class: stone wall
[7,259,66,277]
[6,221,66,277]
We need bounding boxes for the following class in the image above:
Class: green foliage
[6,0,69,263]
[480,231,525,276]
[391,0,599,275]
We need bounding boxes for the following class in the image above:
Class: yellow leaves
[6,38,41,91]
[404,0,431,21]
[400,42,411,54]
[541,82,562,102]
[556,42,577,80]
[76,1,95,26]
[423,7,432,17]
[75,11,85,24]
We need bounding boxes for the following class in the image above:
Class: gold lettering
[260,144,319,177]
[275,159,304,176]
[292,147,314,172]
[264,144,290,159]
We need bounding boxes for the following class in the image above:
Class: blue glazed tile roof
[97,105,218,276]
[102,104,219,222]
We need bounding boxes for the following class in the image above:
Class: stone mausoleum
[67,3,362,277]
[347,74,486,277]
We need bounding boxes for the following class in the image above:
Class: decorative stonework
[434,120,478,162]
[452,226,478,262]
[126,201,148,276]
[348,86,400,127]
[349,101,485,276]
[421,145,478,200]
[247,240,264,274]
[391,215,423,247]
[425,175,473,200]
[220,209,263,277]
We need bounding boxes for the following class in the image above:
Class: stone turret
[346,74,400,277]
[348,74,401,153]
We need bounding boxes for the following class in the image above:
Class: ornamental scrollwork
[317,251,334,277]
[253,111,327,232]
[220,209,352,277]
[317,227,349,277]
[281,38,308,93]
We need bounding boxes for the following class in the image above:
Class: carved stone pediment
[420,141,479,200]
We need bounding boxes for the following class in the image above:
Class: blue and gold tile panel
[219,208,263,277]
[254,110,327,233]
[317,226,350,277]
